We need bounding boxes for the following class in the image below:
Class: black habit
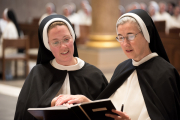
[97,57,180,120]
[14,15,108,120]
[97,9,180,120]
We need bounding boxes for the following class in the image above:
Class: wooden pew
[154,21,166,33]
[159,33,180,74]
[78,25,90,44]
[169,28,180,35]
[19,23,39,48]
[19,23,39,60]
[32,18,40,25]
[72,24,91,45]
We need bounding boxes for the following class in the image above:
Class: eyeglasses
[49,36,72,47]
[116,31,142,42]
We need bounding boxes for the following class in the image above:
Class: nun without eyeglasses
[54,9,180,120]
[0,8,21,79]
[14,15,108,120]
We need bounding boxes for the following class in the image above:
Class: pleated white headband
[43,18,75,50]
[116,13,150,43]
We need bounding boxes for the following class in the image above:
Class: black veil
[7,9,21,37]
[128,9,169,62]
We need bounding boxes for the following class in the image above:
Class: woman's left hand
[54,95,91,106]
[105,109,131,120]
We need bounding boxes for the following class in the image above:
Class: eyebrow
[52,38,59,41]
[118,32,134,36]
[63,35,71,38]
[51,35,71,41]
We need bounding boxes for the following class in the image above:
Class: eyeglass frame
[48,36,73,47]
[116,31,142,42]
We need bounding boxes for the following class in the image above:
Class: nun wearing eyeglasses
[97,9,180,120]
[14,14,108,120]
[54,9,180,120]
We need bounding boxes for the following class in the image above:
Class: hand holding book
[51,95,130,120]
[51,94,92,107]
[105,104,131,120]
[105,109,131,120]
[28,98,117,120]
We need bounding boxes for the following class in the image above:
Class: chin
[60,56,73,62]
[127,55,134,60]
[126,54,132,58]
[59,58,71,62]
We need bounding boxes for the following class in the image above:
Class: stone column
[87,0,120,48]
[78,0,128,75]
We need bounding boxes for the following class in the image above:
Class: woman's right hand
[51,95,91,107]
[105,109,131,120]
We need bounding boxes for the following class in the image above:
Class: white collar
[132,53,158,66]
[51,57,85,71]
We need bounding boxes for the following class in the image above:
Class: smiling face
[117,21,151,62]
[48,24,76,66]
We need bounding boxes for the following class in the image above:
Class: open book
[28,99,116,120]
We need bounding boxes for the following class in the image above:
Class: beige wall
[0,0,86,23]
[121,0,178,9]
[0,0,178,23]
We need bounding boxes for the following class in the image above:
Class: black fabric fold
[97,57,180,120]
[97,59,135,99]
[14,62,108,120]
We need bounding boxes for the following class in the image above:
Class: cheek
[120,43,127,52]
[131,42,137,51]
[50,47,59,56]
[68,42,74,52]
[120,43,124,48]
[133,40,146,53]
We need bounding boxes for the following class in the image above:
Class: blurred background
[0,0,178,23]
[0,0,180,119]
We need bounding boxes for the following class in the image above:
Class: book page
[81,98,111,105]
[28,105,68,110]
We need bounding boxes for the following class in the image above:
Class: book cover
[78,99,116,120]
[28,99,116,120]
[28,106,80,120]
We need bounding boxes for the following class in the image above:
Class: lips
[126,50,133,52]
[61,51,69,55]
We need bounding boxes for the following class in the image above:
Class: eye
[119,36,124,40]
[64,37,70,42]
[128,34,135,40]
[53,41,59,44]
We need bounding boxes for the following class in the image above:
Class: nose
[122,39,130,46]
[59,42,67,48]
